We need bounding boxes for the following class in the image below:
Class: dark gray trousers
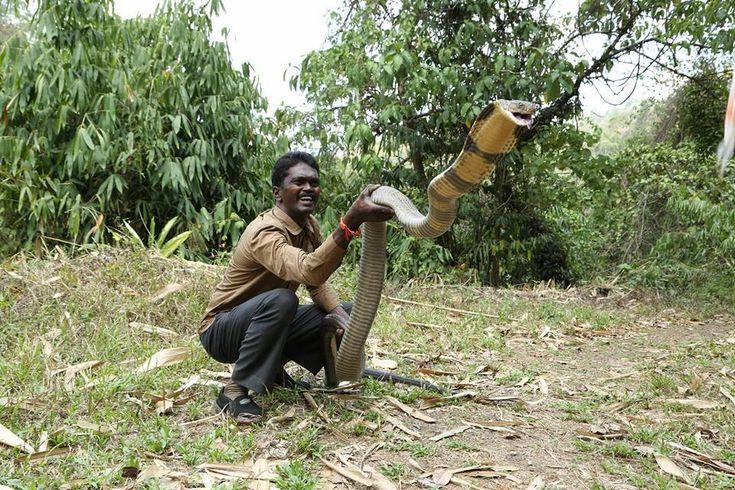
[199,288,350,394]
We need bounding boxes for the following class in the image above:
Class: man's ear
[273,186,282,202]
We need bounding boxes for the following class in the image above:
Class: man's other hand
[343,185,395,229]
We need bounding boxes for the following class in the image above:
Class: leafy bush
[0,0,271,258]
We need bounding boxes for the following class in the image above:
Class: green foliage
[0,0,271,258]
[291,0,735,285]
[274,460,318,490]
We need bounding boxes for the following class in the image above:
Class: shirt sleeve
[307,282,342,312]
[247,225,346,286]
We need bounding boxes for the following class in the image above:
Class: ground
[1,247,734,489]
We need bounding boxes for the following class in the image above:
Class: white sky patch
[115,0,662,116]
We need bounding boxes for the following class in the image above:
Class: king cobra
[325,100,537,386]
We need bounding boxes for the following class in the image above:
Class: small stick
[384,296,498,318]
[302,392,331,423]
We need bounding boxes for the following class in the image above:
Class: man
[199,151,394,422]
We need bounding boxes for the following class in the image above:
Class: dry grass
[1,247,734,488]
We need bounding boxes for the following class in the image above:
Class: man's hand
[343,185,395,230]
[327,305,351,338]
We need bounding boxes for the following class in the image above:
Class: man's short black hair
[271,151,320,188]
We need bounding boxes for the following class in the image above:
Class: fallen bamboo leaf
[667,442,735,476]
[198,462,254,478]
[720,386,735,408]
[527,475,545,489]
[363,464,398,490]
[136,461,173,482]
[267,407,297,425]
[63,360,104,388]
[0,422,35,454]
[155,398,175,416]
[49,360,103,378]
[383,413,421,438]
[431,465,500,487]
[4,270,23,280]
[386,396,436,423]
[463,420,517,435]
[420,390,477,409]
[76,421,113,433]
[408,458,425,472]
[430,425,470,442]
[19,446,73,462]
[655,454,690,483]
[664,398,723,410]
[319,457,374,487]
[135,347,190,373]
[433,468,454,486]
[538,378,549,395]
[302,392,331,423]
[450,476,485,490]
[373,358,398,370]
[37,432,48,452]
[148,283,184,302]
[129,321,178,337]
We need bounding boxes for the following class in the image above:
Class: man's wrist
[342,212,362,231]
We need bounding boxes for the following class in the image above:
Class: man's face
[274,162,321,222]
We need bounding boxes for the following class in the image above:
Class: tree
[292,0,735,284]
[0,0,271,257]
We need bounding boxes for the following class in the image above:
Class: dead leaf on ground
[148,283,184,302]
[319,457,374,487]
[135,347,190,373]
[0,422,35,454]
[198,462,254,479]
[431,465,504,487]
[373,358,398,370]
[155,398,175,416]
[362,464,398,490]
[420,390,477,409]
[267,407,297,425]
[720,386,735,408]
[430,425,471,442]
[386,396,436,423]
[129,322,178,337]
[538,378,549,395]
[463,420,517,435]
[383,413,420,438]
[654,454,691,483]
[664,398,723,410]
[527,475,545,489]
[18,446,73,462]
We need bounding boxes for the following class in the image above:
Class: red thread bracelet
[339,217,361,240]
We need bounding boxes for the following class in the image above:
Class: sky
[114,0,656,117]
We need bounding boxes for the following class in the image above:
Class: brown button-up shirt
[199,206,346,333]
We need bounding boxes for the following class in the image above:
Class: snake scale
[330,100,537,384]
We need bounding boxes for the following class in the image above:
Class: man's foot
[216,388,262,424]
[275,369,311,390]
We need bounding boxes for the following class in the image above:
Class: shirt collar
[272,206,312,235]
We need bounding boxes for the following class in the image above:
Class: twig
[302,392,331,423]
[384,296,498,318]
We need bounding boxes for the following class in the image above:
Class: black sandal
[275,369,311,390]
[216,389,262,423]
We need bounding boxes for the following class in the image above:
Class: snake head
[497,99,538,128]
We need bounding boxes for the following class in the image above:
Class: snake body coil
[335,100,537,382]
